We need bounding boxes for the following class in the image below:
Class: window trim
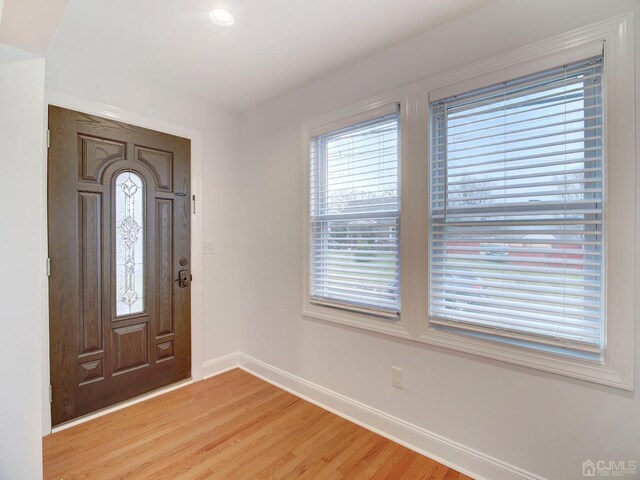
[428,54,606,356]
[309,107,401,318]
[415,15,634,390]
[301,14,635,390]
[302,90,413,339]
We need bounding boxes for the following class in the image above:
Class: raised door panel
[112,323,149,374]
[78,359,104,385]
[156,341,174,362]
[136,146,173,191]
[79,134,126,182]
[78,192,103,356]
[156,199,174,338]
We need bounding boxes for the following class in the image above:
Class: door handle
[176,270,192,288]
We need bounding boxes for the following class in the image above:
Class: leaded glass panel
[115,171,145,316]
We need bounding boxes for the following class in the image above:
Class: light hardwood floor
[44,368,472,479]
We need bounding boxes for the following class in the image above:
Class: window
[309,106,401,318]
[303,15,635,389]
[429,55,604,357]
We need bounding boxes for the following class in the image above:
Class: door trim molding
[43,89,205,434]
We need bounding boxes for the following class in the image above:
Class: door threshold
[50,378,193,434]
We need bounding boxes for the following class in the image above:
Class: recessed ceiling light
[210,9,234,27]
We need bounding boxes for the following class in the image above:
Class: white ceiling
[0,0,69,55]
[50,0,494,112]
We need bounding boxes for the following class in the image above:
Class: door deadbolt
[176,270,192,288]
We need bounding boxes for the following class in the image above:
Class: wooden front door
[48,106,192,426]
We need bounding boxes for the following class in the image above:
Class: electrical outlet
[392,367,404,389]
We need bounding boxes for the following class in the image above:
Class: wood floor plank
[43,369,471,479]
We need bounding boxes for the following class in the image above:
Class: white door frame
[42,90,204,434]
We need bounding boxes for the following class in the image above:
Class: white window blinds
[429,55,604,354]
[310,108,400,318]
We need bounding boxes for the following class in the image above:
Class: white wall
[0,46,45,480]
[44,43,242,426]
[238,1,640,479]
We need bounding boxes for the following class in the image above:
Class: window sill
[302,302,411,340]
[304,299,631,390]
[417,325,633,391]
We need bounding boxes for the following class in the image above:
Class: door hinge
[49,385,53,403]
[46,258,51,277]
[47,129,50,148]
[192,194,196,215]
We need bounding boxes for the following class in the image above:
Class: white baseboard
[237,352,546,480]
[202,351,240,379]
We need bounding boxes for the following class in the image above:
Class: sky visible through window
[323,118,398,215]
[444,75,594,210]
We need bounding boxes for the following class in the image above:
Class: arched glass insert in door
[115,171,145,316]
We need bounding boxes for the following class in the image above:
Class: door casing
[43,90,205,434]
